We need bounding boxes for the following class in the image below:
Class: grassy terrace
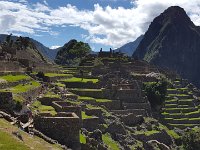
[45,73,73,78]
[0,130,29,150]
[43,91,60,98]
[70,88,102,92]
[0,74,30,82]
[61,77,99,83]
[78,96,112,103]
[32,101,57,115]
[102,133,120,150]
[1,81,40,93]
[0,119,61,150]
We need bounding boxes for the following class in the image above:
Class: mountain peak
[133,6,200,87]
[153,6,193,26]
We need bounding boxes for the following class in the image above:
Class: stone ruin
[34,112,81,150]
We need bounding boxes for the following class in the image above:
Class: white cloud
[50,45,61,49]
[0,0,200,48]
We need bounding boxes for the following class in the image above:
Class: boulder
[107,120,126,135]
[90,129,102,142]
[121,114,144,126]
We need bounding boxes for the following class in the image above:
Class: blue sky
[0,0,200,51]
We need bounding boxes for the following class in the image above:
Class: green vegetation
[143,79,168,110]
[102,133,120,150]
[44,91,60,98]
[82,111,93,119]
[0,130,30,150]
[0,119,61,150]
[45,73,72,78]
[80,133,86,144]
[183,128,200,150]
[8,81,40,93]
[0,74,30,82]
[55,39,91,65]
[61,77,98,83]
[32,101,57,115]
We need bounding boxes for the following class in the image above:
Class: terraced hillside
[162,79,200,129]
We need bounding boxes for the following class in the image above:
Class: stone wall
[63,81,97,89]
[0,61,23,72]
[85,108,102,117]
[38,97,62,106]
[34,112,81,150]
[96,100,121,110]
[82,117,99,131]
[111,109,148,116]
[0,92,13,110]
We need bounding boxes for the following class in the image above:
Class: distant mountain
[115,35,143,56]
[133,6,200,87]
[0,34,58,60]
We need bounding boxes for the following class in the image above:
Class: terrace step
[168,123,200,129]
[164,118,200,124]
[164,107,198,113]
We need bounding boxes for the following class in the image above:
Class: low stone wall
[63,81,98,89]
[123,102,152,115]
[111,109,147,116]
[96,100,121,110]
[134,130,173,146]
[70,89,105,99]
[52,101,82,120]
[82,117,99,131]
[38,97,62,106]
[34,112,81,150]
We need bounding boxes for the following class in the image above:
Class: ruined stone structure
[52,101,82,120]
[34,112,81,150]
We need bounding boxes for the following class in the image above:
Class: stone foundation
[82,117,99,131]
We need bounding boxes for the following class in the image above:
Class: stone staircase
[162,79,200,129]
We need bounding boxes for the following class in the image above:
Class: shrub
[183,129,200,150]
[143,78,168,110]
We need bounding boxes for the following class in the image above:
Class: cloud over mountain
[0,0,200,48]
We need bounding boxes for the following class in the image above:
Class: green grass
[0,74,30,82]
[13,94,25,103]
[96,99,112,103]
[61,77,98,83]
[55,82,65,87]
[45,73,72,78]
[70,88,102,92]
[102,133,120,150]
[0,130,30,150]
[82,111,93,119]
[32,101,57,115]
[78,96,95,101]
[8,81,40,93]
[44,91,60,98]
[80,133,86,144]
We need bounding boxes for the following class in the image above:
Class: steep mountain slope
[115,35,143,56]
[0,34,57,60]
[133,6,200,87]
